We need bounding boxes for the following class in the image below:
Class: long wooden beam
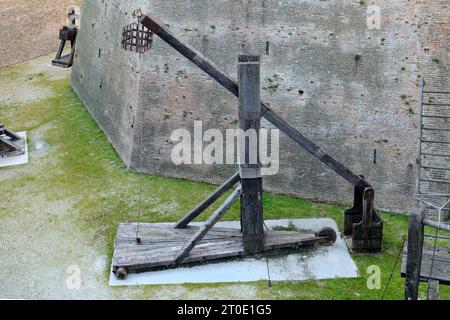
[174,184,243,264]
[174,172,241,229]
[140,15,370,189]
[424,219,450,233]
[0,136,19,151]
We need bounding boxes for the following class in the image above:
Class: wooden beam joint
[174,172,241,229]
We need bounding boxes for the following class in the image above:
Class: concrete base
[0,132,28,168]
[344,237,354,253]
[109,218,358,286]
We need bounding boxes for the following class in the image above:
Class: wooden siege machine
[52,7,79,68]
[112,13,383,279]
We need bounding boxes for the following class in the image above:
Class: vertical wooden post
[361,187,374,250]
[344,183,364,237]
[55,39,66,61]
[238,55,264,253]
[405,209,425,300]
[427,280,440,300]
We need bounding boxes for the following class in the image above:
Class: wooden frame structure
[112,13,384,279]
[0,123,25,158]
[402,209,450,300]
[138,14,383,254]
[402,82,450,300]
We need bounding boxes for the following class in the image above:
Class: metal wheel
[115,267,129,280]
[316,227,337,245]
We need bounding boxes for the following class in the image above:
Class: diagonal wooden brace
[174,184,243,265]
[174,172,240,229]
[0,136,20,152]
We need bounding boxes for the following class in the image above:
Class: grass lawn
[0,55,448,299]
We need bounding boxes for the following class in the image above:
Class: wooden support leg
[241,178,264,253]
[405,209,425,300]
[427,280,440,300]
[238,55,265,254]
[55,40,66,60]
[68,39,76,66]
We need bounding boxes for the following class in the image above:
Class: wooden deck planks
[113,223,329,274]
[401,246,450,285]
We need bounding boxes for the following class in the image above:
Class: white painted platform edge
[0,132,28,168]
[109,218,359,286]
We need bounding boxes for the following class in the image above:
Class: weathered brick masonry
[0,0,81,70]
[72,0,449,213]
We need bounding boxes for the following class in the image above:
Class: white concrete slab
[0,132,28,168]
[109,218,359,286]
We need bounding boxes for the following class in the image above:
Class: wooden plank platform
[401,246,450,285]
[112,223,331,275]
[52,54,73,68]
